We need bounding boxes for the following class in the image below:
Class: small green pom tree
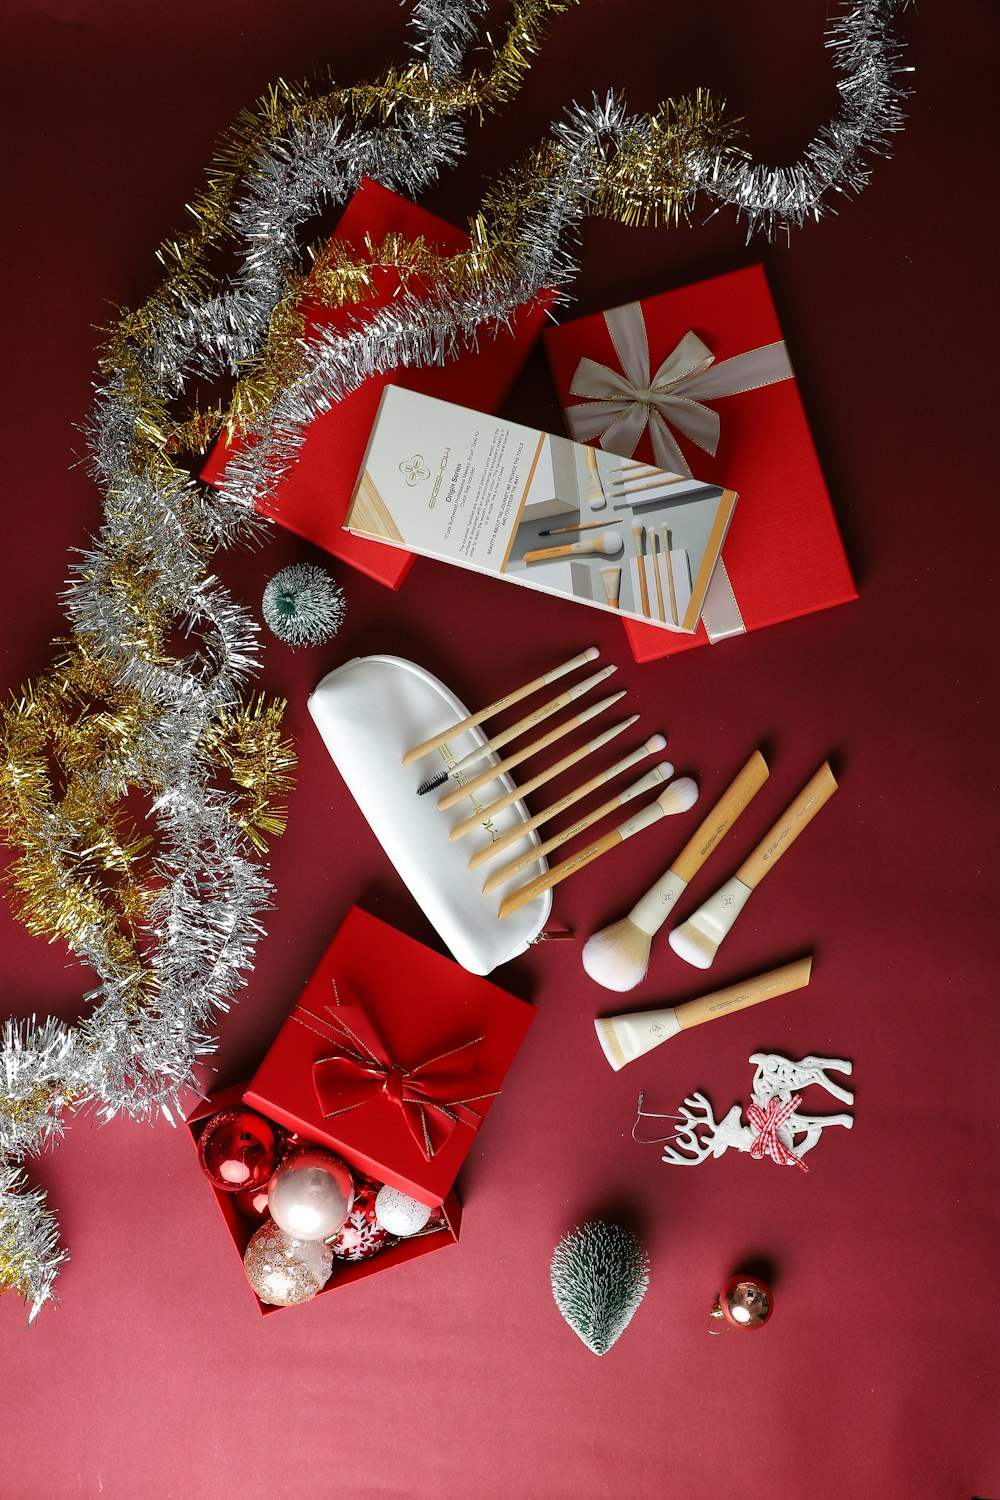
[550,1220,650,1356]
[262,564,346,647]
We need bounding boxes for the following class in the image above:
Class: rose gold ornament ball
[243,1222,334,1307]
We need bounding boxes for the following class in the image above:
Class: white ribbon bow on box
[563,301,794,478]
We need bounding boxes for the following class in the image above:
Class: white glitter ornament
[374,1185,433,1238]
[243,1222,333,1307]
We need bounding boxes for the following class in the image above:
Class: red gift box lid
[245,906,535,1206]
[543,264,856,662]
[202,178,553,589]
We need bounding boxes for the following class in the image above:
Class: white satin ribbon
[564,302,794,477]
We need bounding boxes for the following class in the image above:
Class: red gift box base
[186,1083,461,1317]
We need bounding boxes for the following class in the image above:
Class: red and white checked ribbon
[746,1094,809,1172]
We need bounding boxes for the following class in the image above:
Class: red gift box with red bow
[201,178,552,590]
[245,905,534,1205]
[186,906,534,1312]
[543,264,856,662]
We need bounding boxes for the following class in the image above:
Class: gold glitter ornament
[243,1221,334,1307]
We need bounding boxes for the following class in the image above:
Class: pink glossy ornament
[197,1107,280,1193]
[268,1148,354,1241]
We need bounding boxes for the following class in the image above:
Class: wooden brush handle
[485,665,615,756]
[401,648,597,766]
[671,751,770,883]
[498,793,667,918]
[467,738,659,869]
[674,957,813,1031]
[448,715,639,842]
[498,828,625,918]
[736,761,838,890]
[437,690,624,811]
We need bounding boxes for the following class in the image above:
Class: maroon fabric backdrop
[2,4,996,1498]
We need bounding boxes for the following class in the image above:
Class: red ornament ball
[327,1176,389,1263]
[198,1107,280,1193]
[234,1182,273,1222]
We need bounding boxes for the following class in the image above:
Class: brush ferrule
[629,868,688,937]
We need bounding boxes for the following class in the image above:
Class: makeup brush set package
[185,906,535,1313]
[344,385,737,634]
[543,264,858,663]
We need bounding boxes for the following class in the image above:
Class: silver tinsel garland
[0,0,909,1319]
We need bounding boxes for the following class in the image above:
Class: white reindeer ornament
[634,1053,854,1172]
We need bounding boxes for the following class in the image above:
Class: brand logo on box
[399,454,431,486]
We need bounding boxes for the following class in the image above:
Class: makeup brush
[522,531,622,564]
[599,566,621,610]
[633,526,650,618]
[467,733,667,870]
[482,762,675,895]
[583,445,607,509]
[498,776,700,920]
[415,663,616,795]
[581,751,770,992]
[449,714,640,843]
[611,473,687,495]
[538,518,612,537]
[594,957,813,1071]
[650,532,666,623]
[669,761,839,970]
[436,689,626,812]
[661,524,677,625]
[402,647,598,766]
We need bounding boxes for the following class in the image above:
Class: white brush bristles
[656,775,699,815]
[666,920,720,970]
[645,733,667,754]
[582,917,653,993]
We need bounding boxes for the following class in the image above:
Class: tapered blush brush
[415,664,616,795]
[448,713,640,843]
[498,776,700,920]
[436,689,626,812]
[594,958,813,1070]
[581,751,769,992]
[402,646,598,767]
[467,733,667,870]
[522,531,622,564]
[669,761,839,970]
[482,762,675,895]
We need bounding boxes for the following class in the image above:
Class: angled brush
[594,958,814,1070]
[669,761,839,970]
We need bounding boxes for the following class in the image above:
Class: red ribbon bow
[296,989,496,1161]
[746,1094,809,1172]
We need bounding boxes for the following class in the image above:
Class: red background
[1,4,996,1498]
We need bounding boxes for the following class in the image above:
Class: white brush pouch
[308,655,552,975]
